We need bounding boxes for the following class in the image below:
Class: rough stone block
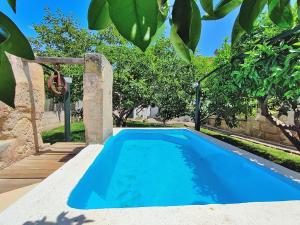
[261,122,280,134]
[83,53,113,144]
[0,54,45,168]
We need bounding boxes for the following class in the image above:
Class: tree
[32,12,155,126]
[148,38,211,124]
[96,27,155,126]
[31,8,99,102]
[202,40,255,127]
[1,0,299,108]
[96,27,214,126]
[206,14,300,150]
[235,36,300,150]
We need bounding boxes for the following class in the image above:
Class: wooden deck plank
[0,142,84,194]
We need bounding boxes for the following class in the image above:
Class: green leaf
[88,0,112,30]
[214,0,243,18]
[239,0,267,32]
[172,0,192,44]
[107,0,158,51]
[157,0,168,21]
[0,29,7,43]
[149,0,167,46]
[170,24,191,63]
[157,0,168,29]
[203,0,242,20]
[200,0,214,15]
[0,12,34,107]
[150,0,168,45]
[297,0,300,20]
[293,42,300,47]
[268,0,293,28]
[171,0,201,54]
[187,0,201,52]
[231,15,245,44]
[7,0,16,12]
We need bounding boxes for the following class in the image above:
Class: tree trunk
[163,120,167,126]
[114,108,134,127]
[115,117,125,127]
[294,107,300,138]
[259,98,300,151]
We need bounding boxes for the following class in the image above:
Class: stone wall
[207,113,293,146]
[42,99,64,131]
[0,54,45,169]
[42,111,64,131]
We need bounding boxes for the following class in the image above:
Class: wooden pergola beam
[23,56,85,65]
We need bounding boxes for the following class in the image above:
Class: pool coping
[0,128,299,225]
[190,129,300,183]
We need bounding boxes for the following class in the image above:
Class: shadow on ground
[23,211,93,225]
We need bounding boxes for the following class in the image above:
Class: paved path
[0,142,86,194]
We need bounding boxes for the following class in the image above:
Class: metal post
[64,77,72,142]
[194,82,201,131]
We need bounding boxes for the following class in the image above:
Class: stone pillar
[0,53,45,169]
[83,53,113,144]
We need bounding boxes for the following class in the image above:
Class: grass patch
[42,122,85,144]
[42,121,300,172]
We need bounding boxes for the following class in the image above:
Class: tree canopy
[204,13,300,150]
[31,10,212,126]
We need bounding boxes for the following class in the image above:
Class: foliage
[147,38,214,124]
[31,9,99,102]
[31,12,210,127]
[0,12,34,107]
[234,35,300,149]
[207,14,300,150]
[96,26,155,126]
[97,27,213,126]
[151,41,190,123]
[89,0,299,62]
[201,40,255,127]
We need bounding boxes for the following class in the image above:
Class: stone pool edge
[0,128,299,225]
[191,129,300,183]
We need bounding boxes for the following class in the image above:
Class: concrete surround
[42,111,64,131]
[0,128,299,225]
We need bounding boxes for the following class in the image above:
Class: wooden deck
[0,142,86,194]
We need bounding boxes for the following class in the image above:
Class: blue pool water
[68,129,300,209]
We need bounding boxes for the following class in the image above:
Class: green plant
[204,14,300,150]
[31,9,99,103]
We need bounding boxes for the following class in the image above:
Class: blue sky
[0,0,239,56]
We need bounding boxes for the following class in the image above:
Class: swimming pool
[68,129,300,209]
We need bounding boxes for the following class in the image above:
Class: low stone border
[0,128,299,225]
